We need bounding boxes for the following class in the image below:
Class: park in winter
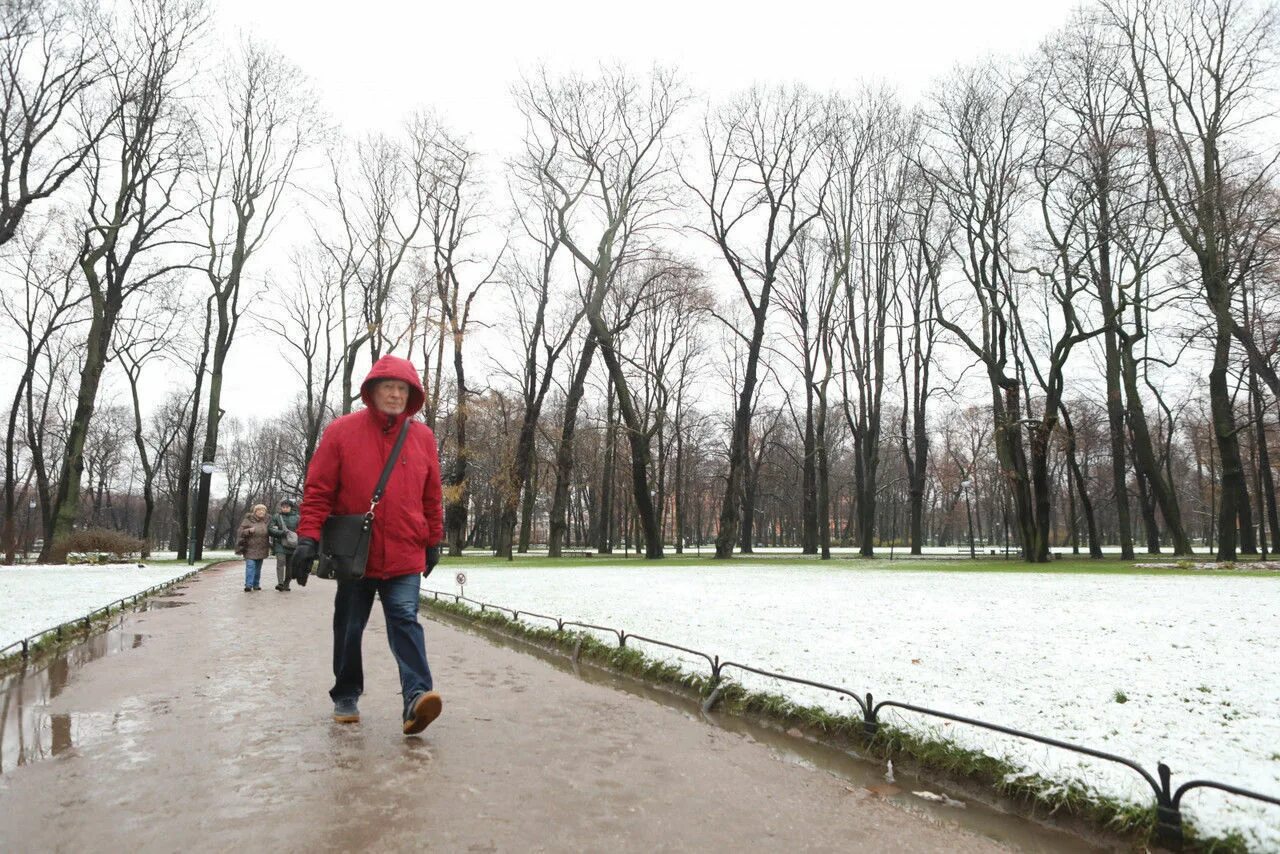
[2,0,1279,850]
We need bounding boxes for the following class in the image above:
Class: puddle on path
[429,609,1113,854]
[0,622,145,774]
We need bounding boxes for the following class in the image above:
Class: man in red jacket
[289,355,445,735]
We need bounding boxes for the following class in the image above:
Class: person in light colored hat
[234,503,270,592]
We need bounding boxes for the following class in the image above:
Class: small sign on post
[455,571,467,599]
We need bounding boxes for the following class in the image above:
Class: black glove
[424,546,441,578]
[289,537,319,586]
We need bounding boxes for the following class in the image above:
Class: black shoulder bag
[316,420,412,582]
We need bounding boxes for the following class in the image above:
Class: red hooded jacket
[297,355,444,579]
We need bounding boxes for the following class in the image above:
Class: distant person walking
[268,499,300,591]
[235,504,271,592]
[290,355,445,735]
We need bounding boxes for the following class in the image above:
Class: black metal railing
[425,588,1279,851]
[0,566,207,666]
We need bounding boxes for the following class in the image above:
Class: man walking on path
[289,355,445,734]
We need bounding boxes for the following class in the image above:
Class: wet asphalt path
[0,562,1014,852]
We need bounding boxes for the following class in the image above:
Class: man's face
[373,380,410,416]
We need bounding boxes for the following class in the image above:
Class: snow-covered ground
[449,565,1280,850]
[0,564,201,650]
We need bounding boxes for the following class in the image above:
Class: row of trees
[2,0,1278,564]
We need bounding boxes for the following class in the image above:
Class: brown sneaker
[333,698,360,723]
[403,691,442,735]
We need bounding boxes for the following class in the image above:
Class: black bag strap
[367,419,412,518]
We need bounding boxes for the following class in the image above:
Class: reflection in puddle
[0,626,145,773]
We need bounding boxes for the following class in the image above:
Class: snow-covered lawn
[0,564,201,650]
[450,565,1280,850]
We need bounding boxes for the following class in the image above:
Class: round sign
[455,571,467,586]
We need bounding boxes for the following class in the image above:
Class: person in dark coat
[267,499,300,591]
[290,355,445,734]
[235,504,271,592]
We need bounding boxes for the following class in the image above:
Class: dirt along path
[0,561,1035,852]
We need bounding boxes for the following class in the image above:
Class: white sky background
[205,0,1091,412]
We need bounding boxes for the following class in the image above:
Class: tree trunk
[1061,408,1103,558]
[905,402,928,556]
[673,418,685,554]
[715,310,768,559]
[858,437,879,557]
[174,302,213,561]
[1209,318,1244,560]
[1134,463,1161,554]
[801,388,818,554]
[1253,372,1280,554]
[1121,345,1192,554]
[548,334,597,556]
[1098,319,1135,556]
[444,334,469,556]
[591,327,662,559]
[816,393,833,560]
[495,412,538,559]
[517,465,536,553]
[595,374,616,555]
[48,297,118,560]
[992,381,1041,562]
[1236,479,1258,555]
[4,367,34,564]
[739,470,756,554]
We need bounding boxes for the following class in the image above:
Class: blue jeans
[244,559,262,588]
[330,573,431,718]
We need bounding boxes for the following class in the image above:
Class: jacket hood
[360,355,425,419]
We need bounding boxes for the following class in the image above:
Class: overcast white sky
[204,0,1090,412]
[7,0,1114,494]
[217,0,1083,152]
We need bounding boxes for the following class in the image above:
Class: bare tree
[1106,0,1279,559]
[832,92,912,557]
[0,0,110,246]
[921,62,1046,562]
[427,126,502,556]
[113,306,188,555]
[259,243,344,469]
[545,328,598,556]
[775,226,834,555]
[335,118,437,411]
[47,0,204,560]
[517,66,683,559]
[1040,10,1193,557]
[492,164,583,558]
[896,170,951,555]
[190,38,315,560]
[688,85,832,558]
[0,214,87,561]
